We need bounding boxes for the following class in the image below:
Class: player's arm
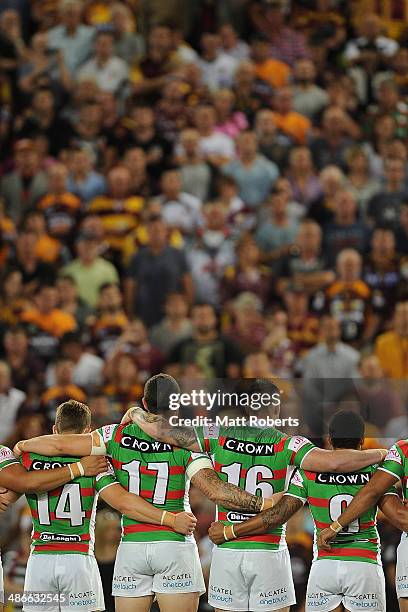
[121,407,201,452]
[301,447,386,473]
[0,457,107,494]
[99,483,197,535]
[208,494,302,544]
[14,433,93,457]
[378,493,408,532]
[0,488,20,512]
[318,470,398,550]
[190,467,282,513]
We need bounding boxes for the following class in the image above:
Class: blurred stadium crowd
[0,0,408,609]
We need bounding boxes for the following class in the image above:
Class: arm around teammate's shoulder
[14,433,93,458]
[301,446,386,473]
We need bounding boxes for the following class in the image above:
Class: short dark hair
[328,410,365,450]
[55,400,91,434]
[144,373,180,413]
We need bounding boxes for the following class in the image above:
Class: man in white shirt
[193,105,235,166]
[157,169,203,236]
[78,30,129,93]
[197,32,238,91]
[0,361,26,443]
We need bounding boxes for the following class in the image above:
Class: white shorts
[208,547,296,611]
[306,559,385,612]
[396,539,408,599]
[23,553,104,611]
[112,541,205,598]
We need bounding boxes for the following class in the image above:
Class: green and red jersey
[95,422,207,543]
[286,465,396,565]
[21,451,116,555]
[379,440,408,544]
[195,423,315,551]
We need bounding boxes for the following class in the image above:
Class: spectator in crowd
[47,0,95,74]
[40,355,86,424]
[14,228,55,296]
[308,164,346,225]
[255,183,299,257]
[157,169,202,238]
[0,269,27,329]
[232,59,273,122]
[150,292,192,357]
[283,283,319,357]
[310,105,356,170]
[254,109,292,171]
[122,147,153,199]
[0,360,26,443]
[67,146,107,203]
[91,282,128,358]
[227,291,267,354]
[250,34,291,89]
[213,88,248,139]
[125,214,193,327]
[77,29,129,94]
[396,201,408,254]
[170,302,242,378]
[2,326,43,395]
[176,129,212,202]
[345,146,381,220]
[367,156,408,228]
[193,104,235,166]
[24,209,68,267]
[197,32,238,92]
[223,130,279,208]
[292,58,329,119]
[111,2,144,64]
[271,86,311,145]
[103,352,143,416]
[218,23,249,61]
[375,300,408,379]
[287,146,322,208]
[62,231,119,308]
[109,318,164,379]
[56,274,94,330]
[94,509,121,612]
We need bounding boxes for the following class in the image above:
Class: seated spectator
[157,169,202,237]
[255,184,299,258]
[192,104,235,167]
[111,1,144,64]
[319,248,376,347]
[197,32,238,92]
[176,129,212,202]
[17,87,73,157]
[40,355,86,425]
[218,23,249,60]
[250,34,291,89]
[0,359,26,443]
[188,200,235,306]
[14,228,55,297]
[20,282,77,362]
[67,146,107,203]
[276,219,335,296]
[56,275,94,330]
[375,300,408,379]
[283,283,319,357]
[367,156,408,229]
[287,146,322,208]
[92,282,128,358]
[110,318,164,379]
[46,331,104,392]
[37,162,81,246]
[308,165,346,226]
[223,130,279,209]
[271,87,311,145]
[345,146,381,220]
[323,189,369,265]
[310,106,356,170]
[47,0,95,75]
[232,60,273,122]
[154,79,189,143]
[4,328,41,402]
[227,291,267,354]
[124,214,192,327]
[24,209,68,266]
[89,165,144,267]
[0,139,48,224]
[213,89,248,139]
[62,231,119,308]
[150,292,193,357]
[122,147,153,199]
[292,58,329,119]
[363,227,405,326]
[78,29,129,94]
[221,233,272,307]
[0,269,27,329]
[103,352,143,417]
[169,302,242,378]
[254,109,293,171]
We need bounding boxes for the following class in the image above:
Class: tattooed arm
[121,408,201,452]
[191,468,283,513]
[208,494,303,544]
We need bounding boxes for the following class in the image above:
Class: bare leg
[115,595,154,612]
[156,592,200,612]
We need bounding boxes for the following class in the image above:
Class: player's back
[288,465,384,564]
[195,423,315,550]
[97,422,198,543]
[22,451,113,555]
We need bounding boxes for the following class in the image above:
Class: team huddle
[0,374,408,612]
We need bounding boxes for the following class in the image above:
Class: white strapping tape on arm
[91,431,107,456]
[186,456,214,480]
